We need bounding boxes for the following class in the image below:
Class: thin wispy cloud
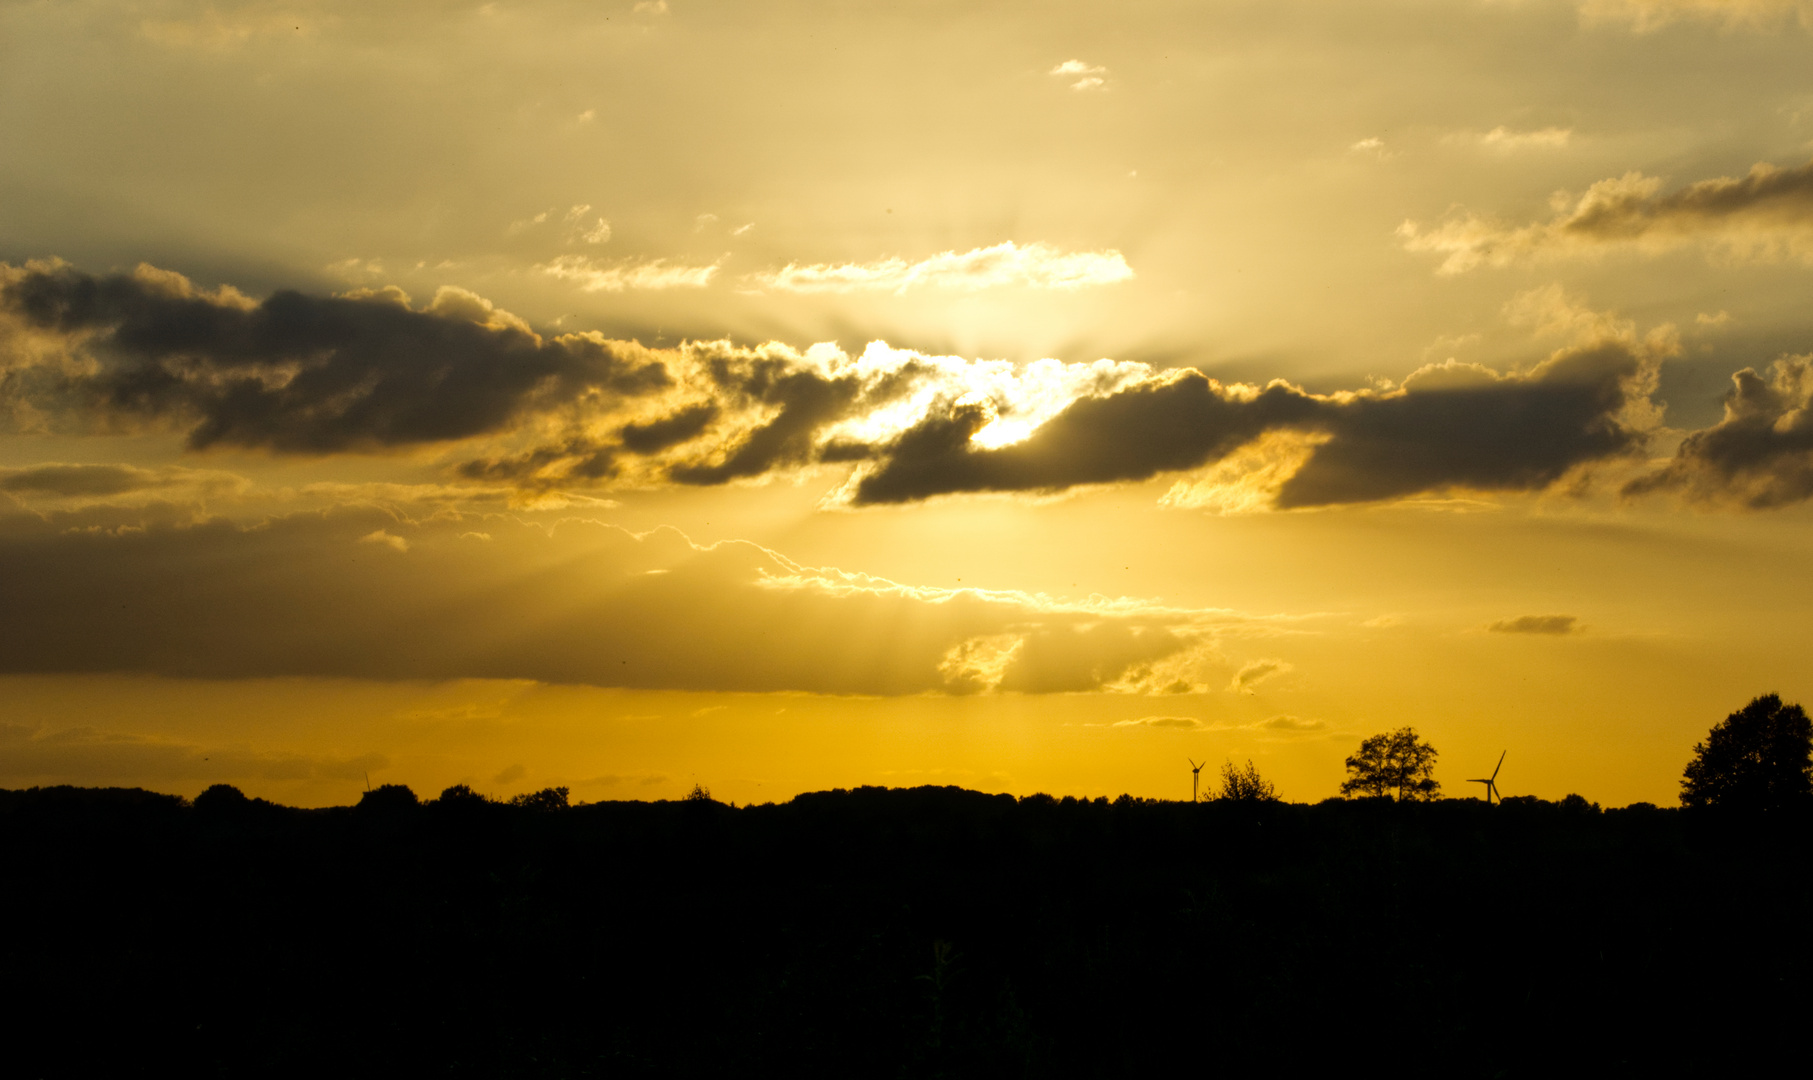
[746,241,1133,294]
[1466,126,1573,152]
[1488,614,1579,635]
[1578,0,1813,31]
[540,255,721,291]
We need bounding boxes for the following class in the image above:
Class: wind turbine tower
[1189,758,1207,803]
[1468,751,1506,804]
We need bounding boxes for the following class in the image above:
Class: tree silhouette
[1216,759,1278,802]
[1340,727,1440,801]
[507,786,570,811]
[1681,694,1813,812]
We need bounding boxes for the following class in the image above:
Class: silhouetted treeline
[4,784,1809,1078]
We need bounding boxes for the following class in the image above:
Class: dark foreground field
[5,784,1809,1078]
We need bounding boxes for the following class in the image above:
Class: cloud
[358,529,409,553]
[1113,716,1202,729]
[1577,0,1813,30]
[0,463,199,498]
[1251,715,1326,734]
[1,263,1692,513]
[745,242,1133,294]
[539,255,720,291]
[1487,614,1579,635]
[1229,659,1290,693]
[0,261,670,452]
[1625,356,1813,507]
[563,205,611,244]
[1050,59,1108,91]
[839,326,1666,509]
[1461,126,1573,152]
[1400,157,1813,273]
[0,722,387,784]
[0,506,1263,696]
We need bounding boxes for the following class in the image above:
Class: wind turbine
[1468,751,1506,804]
[1189,758,1207,803]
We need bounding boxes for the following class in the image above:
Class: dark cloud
[851,373,1320,504]
[0,504,1225,695]
[847,340,1651,508]
[620,401,718,453]
[1,262,1664,511]
[1276,342,1647,507]
[1624,358,1813,508]
[0,722,387,783]
[669,360,868,485]
[0,463,169,496]
[1487,614,1578,635]
[1,262,668,451]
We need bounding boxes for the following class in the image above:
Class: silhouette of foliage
[1560,793,1601,814]
[435,783,489,804]
[1340,727,1440,801]
[507,786,570,811]
[1216,759,1278,802]
[356,783,419,811]
[192,783,249,812]
[1682,693,1813,811]
[684,782,713,802]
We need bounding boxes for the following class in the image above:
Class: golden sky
[7,0,1813,806]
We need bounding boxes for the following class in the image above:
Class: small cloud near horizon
[1488,614,1579,635]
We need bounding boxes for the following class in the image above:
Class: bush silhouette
[1340,727,1440,801]
[356,783,420,812]
[192,783,250,812]
[1216,760,1278,802]
[436,783,489,804]
[507,786,570,812]
[1682,694,1813,812]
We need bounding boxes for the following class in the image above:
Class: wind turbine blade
[1491,751,1505,781]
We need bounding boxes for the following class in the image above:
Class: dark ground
[3,784,1808,1078]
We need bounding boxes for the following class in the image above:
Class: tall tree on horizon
[1682,694,1813,812]
[1341,728,1441,801]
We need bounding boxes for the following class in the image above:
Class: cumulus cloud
[539,254,720,291]
[0,261,669,452]
[1400,158,1813,273]
[1487,614,1580,634]
[0,506,1266,696]
[1625,356,1813,507]
[745,242,1133,294]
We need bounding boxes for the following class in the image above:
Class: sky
[7,0,1813,807]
